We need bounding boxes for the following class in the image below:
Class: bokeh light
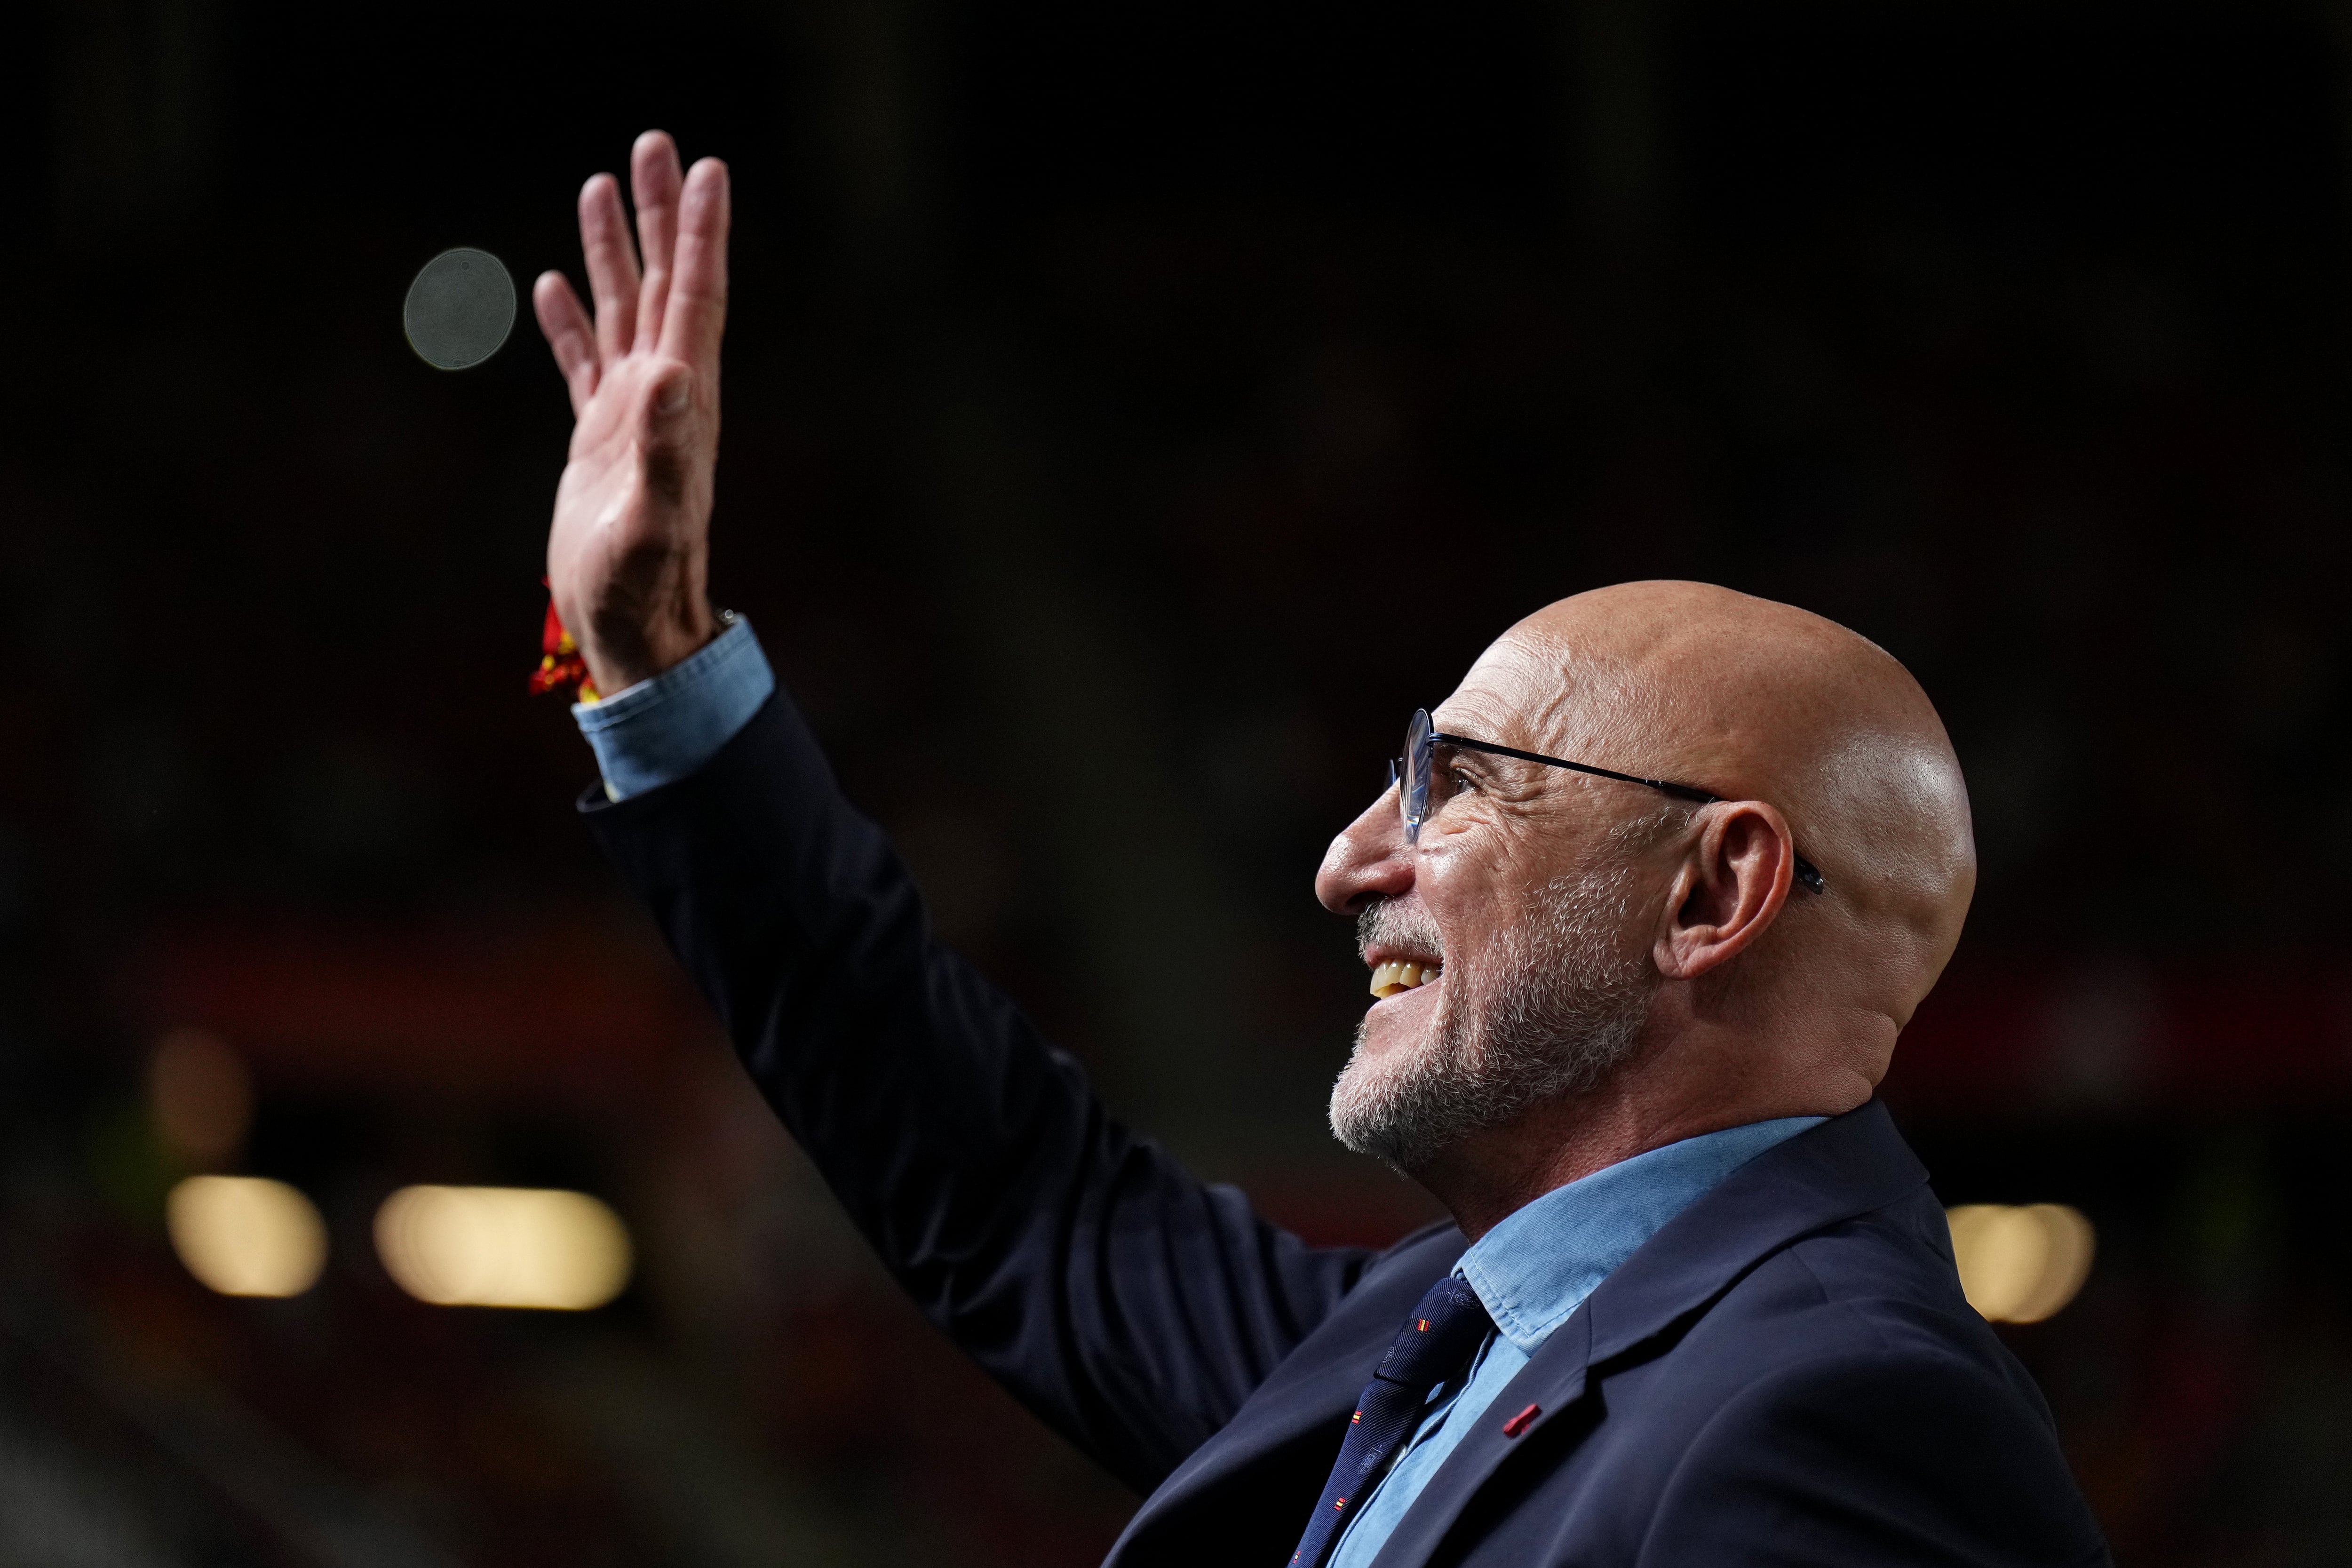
[374,1185,632,1310]
[1947,1203,2097,1324]
[166,1175,329,1298]
[402,247,517,370]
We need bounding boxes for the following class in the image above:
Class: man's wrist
[575,613,773,800]
[580,595,719,696]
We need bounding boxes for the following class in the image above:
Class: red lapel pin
[1501,1403,1541,1438]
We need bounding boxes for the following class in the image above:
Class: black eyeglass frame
[1386,707,1827,896]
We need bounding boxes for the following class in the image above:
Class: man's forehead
[1432,630,1629,747]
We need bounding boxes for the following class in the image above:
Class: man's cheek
[1416,856,1494,954]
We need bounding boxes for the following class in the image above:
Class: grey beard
[1327,866,1657,1173]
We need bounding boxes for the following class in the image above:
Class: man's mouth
[1368,961,1442,1000]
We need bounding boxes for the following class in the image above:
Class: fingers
[578,173,640,365]
[659,157,731,373]
[564,135,718,384]
[533,271,600,414]
[630,131,684,352]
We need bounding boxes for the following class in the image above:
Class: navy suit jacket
[584,692,2112,1567]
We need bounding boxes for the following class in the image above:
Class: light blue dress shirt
[1325,1115,1823,1567]
[569,626,1826,1564]
[572,613,775,801]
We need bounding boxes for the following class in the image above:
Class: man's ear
[1654,802,1797,980]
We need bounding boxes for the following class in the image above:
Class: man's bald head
[1461,581,1976,1039]
[1318,581,1974,1220]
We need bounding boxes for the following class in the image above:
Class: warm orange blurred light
[1946,1203,2096,1323]
[166,1176,328,1298]
[374,1186,632,1310]
[149,1028,254,1165]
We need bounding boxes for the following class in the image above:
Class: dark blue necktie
[1289,1276,1496,1568]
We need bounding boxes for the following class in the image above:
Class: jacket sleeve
[1634,1348,2113,1568]
[582,691,1372,1493]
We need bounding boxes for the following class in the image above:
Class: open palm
[533,131,731,695]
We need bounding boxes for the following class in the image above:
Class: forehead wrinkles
[1442,634,1677,767]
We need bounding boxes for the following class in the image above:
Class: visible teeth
[1368,961,1441,999]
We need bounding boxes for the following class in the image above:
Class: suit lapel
[1363,1100,1930,1568]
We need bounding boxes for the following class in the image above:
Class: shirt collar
[1454,1116,1826,1356]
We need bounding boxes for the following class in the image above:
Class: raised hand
[533,131,731,696]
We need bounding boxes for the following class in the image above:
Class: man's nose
[1316,790,1415,914]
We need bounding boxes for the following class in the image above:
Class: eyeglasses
[1384,708,1826,895]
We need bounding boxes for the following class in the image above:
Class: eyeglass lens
[1398,708,1433,845]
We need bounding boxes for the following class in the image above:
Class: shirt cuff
[572,614,775,801]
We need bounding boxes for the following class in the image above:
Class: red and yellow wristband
[527,579,600,705]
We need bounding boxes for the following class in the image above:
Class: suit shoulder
[1642,1329,2107,1565]
[1687,1195,2059,1431]
[1714,1188,1985,1334]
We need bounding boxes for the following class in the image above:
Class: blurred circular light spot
[1947,1203,2096,1323]
[167,1176,328,1298]
[374,1186,631,1311]
[403,247,516,370]
[149,1028,253,1166]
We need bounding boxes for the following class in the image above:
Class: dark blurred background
[8,0,2352,1562]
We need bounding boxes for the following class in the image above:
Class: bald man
[534,135,2110,1567]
